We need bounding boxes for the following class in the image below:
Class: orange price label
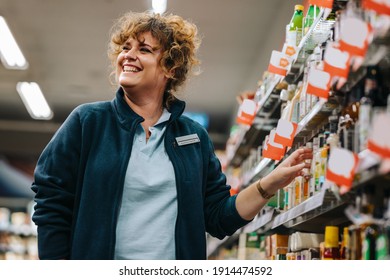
[236,99,256,126]
[339,17,372,57]
[367,112,390,159]
[326,147,359,193]
[323,42,350,79]
[262,131,286,161]
[274,119,298,147]
[306,68,331,100]
[309,0,334,9]
[362,0,390,16]
[268,50,292,76]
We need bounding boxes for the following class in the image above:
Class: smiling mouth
[123,65,141,73]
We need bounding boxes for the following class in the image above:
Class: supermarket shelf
[338,39,390,94]
[255,76,283,117]
[240,149,385,235]
[275,188,352,233]
[293,95,341,146]
[213,0,390,257]
[0,224,37,237]
[285,8,333,85]
[272,189,326,230]
[240,188,353,236]
[0,198,32,210]
[227,76,283,168]
[232,187,352,236]
[243,208,276,234]
[241,95,341,187]
[226,9,336,169]
[226,4,390,170]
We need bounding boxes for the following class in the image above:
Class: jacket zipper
[165,128,189,260]
[110,119,142,258]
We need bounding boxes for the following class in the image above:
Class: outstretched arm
[235,147,313,220]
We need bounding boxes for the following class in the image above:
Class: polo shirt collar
[111,87,186,129]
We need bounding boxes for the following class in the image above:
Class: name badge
[175,133,200,146]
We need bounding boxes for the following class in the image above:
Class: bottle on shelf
[304,4,320,35]
[376,189,390,260]
[283,183,291,211]
[364,65,383,107]
[301,141,312,202]
[358,66,377,152]
[358,95,372,152]
[339,83,363,153]
[323,226,340,260]
[348,225,362,260]
[342,80,364,124]
[299,83,307,122]
[286,5,304,47]
[340,226,350,260]
[309,136,319,196]
[319,134,329,189]
[362,205,382,260]
[266,188,285,211]
[357,184,377,260]
[294,176,303,206]
[361,185,375,216]
[313,132,326,192]
[280,84,296,120]
[327,109,340,151]
[277,188,286,211]
[280,89,290,119]
[289,82,303,123]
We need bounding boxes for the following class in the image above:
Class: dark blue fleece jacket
[31,88,250,260]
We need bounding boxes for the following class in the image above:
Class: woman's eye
[140,48,152,53]
[122,46,130,51]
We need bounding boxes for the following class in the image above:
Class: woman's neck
[123,91,164,126]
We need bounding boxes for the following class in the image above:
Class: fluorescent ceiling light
[152,0,167,14]
[0,16,28,70]
[16,82,53,120]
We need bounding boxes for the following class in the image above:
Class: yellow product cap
[295,5,304,11]
[324,226,339,248]
[343,227,350,243]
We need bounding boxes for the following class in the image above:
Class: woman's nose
[124,49,137,60]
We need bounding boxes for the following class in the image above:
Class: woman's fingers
[289,162,306,174]
[283,147,313,166]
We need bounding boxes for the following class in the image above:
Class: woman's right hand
[261,147,313,195]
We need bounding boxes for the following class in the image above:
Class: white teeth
[123,66,140,72]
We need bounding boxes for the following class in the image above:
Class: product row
[212,183,390,260]
[0,207,37,260]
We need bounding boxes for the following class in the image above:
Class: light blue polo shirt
[114,109,177,260]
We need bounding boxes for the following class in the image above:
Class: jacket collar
[111,87,186,129]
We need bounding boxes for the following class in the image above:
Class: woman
[31,11,312,260]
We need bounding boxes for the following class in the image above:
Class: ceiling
[0,0,298,162]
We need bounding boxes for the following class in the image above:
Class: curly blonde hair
[108,11,201,106]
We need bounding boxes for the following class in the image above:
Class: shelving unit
[0,201,37,259]
[226,7,335,169]
[209,1,390,259]
[227,76,283,168]
[209,148,386,257]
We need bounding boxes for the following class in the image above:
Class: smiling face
[116,32,169,96]
[108,12,201,107]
